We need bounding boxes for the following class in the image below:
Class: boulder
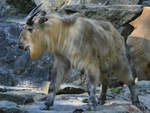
[58,5,143,29]
[0,81,149,113]
[0,92,34,105]
[33,0,106,12]
[0,91,46,105]
[139,0,150,6]
[84,105,142,113]
[34,0,66,12]
[108,0,139,5]
[33,0,140,12]
[0,85,32,92]
[136,80,150,95]
[0,0,36,18]
[57,84,86,95]
[0,21,53,87]
[25,93,143,113]
[0,101,28,113]
[0,72,16,86]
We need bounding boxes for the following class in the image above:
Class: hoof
[40,105,50,110]
[98,98,105,105]
[40,101,53,110]
[73,109,84,113]
[134,102,150,112]
[87,105,97,111]
[88,102,97,111]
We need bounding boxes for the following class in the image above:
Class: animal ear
[39,17,48,24]
[40,11,47,16]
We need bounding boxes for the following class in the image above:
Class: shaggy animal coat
[19,13,140,110]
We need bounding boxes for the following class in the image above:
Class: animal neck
[30,30,47,59]
[45,18,70,54]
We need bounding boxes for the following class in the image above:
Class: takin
[127,7,150,81]
[18,4,144,110]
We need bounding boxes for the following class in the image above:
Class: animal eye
[28,28,33,32]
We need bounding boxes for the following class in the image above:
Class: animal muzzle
[18,42,29,51]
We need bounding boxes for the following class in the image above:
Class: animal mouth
[18,44,30,51]
[24,46,29,51]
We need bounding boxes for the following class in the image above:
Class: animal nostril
[18,43,23,49]
[19,45,23,49]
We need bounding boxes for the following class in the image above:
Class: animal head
[18,4,48,59]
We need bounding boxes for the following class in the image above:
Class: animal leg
[87,77,97,110]
[86,65,100,110]
[127,82,147,111]
[43,56,70,110]
[98,73,108,105]
[44,67,57,110]
[118,65,146,111]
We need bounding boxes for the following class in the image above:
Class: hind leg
[117,65,146,110]
[119,69,139,104]
[98,73,108,105]
[128,82,139,105]
[126,79,147,111]
[43,55,70,110]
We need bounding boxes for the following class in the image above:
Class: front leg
[86,63,100,110]
[43,67,57,110]
[42,55,70,110]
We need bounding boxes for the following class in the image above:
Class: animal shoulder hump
[61,13,83,24]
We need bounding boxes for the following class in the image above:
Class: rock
[34,0,66,12]
[136,81,150,95]
[0,22,21,86]
[33,0,105,12]
[139,95,150,110]
[64,0,105,5]
[57,84,86,95]
[0,101,28,113]
[0,72,17,86]
[0,85,32,92]
[22,93,144,113]
[58,5,143,29]
[136,80,150,87]
[13,51,31,75]
[85,104,142,113]
[0,91,46,105]
[139,0,150,6]
[17,54,53,88]
[0,92,34,105]
[0,83,148,113]
[0,21,53,87]
[0,0,36,18]
[119,81,150,96]
[108,0,139,5]
[0,100,18,108]
[33,0,140,12]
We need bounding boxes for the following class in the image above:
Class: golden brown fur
[19,13,142,110]
[20,14,128,74]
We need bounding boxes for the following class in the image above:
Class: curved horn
[26,3,42,25]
